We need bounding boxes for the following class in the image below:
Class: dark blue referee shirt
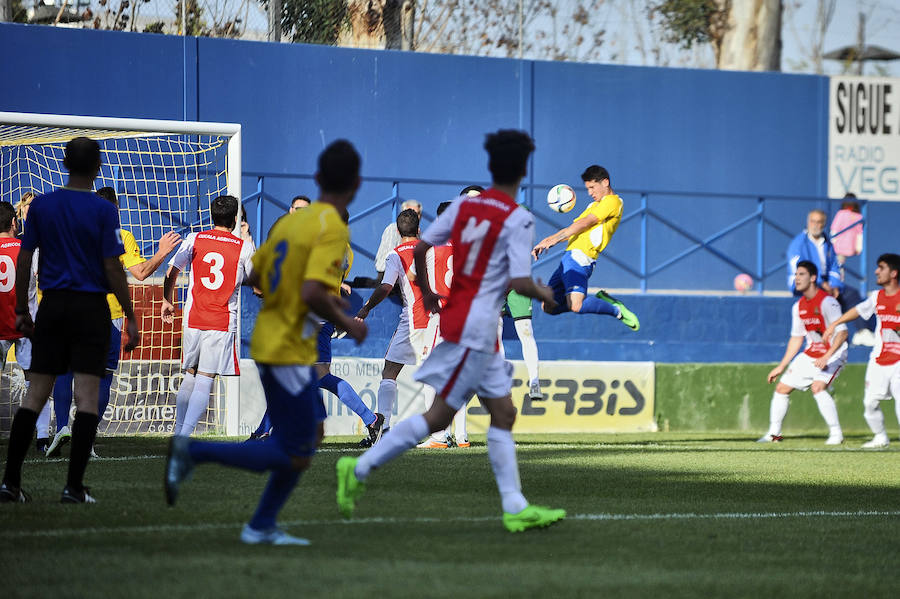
[21,188,125,293]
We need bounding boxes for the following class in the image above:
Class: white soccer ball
[547,184,576,213]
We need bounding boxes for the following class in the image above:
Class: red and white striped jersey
[790,288,846,359]
[169,229,254,332]
[382,240,430,336]
[856,289,900,365]
[430,242,453,306]
[0,239,38,341]
[421,188,533,353]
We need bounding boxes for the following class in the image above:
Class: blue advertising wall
[3,23,897,362]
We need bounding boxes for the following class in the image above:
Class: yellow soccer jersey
[565,194,623,260]
[107,229,146,319]
[251,202,348,365]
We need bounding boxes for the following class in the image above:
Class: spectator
[374,199,422,280]
[787,209,842,296]
[289,195,311,213]
[830,194,863,266]
[14,191,35,239]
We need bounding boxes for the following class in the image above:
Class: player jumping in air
[531,165,639,330]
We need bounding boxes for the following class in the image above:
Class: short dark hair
[436,201,452,216]
[877,253,900,281]
[396,208,419,237]
[64,137,101,177]
[317,140,361,193]
[460,185,484,196]
[0,202,16,232]
[211,195,239,228]
[96,186,118,207]
[292,195,311,206]
[484,130,534,185]
[796,260,818,280]
[581,165,610,184]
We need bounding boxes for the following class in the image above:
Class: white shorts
[385,324,436,366]
[413,341,513,411]
[780,352,845,391]
[181,327,239,376]
[0,337,32,371]
[864,360,900,402]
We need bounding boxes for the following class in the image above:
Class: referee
[0,137,140,504]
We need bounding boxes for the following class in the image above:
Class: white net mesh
[0,122,234,436]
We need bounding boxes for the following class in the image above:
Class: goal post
[0,111,243,437]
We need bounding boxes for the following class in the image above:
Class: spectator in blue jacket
[787,210,843,295]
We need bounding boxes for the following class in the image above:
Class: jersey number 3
[200,252,225,290]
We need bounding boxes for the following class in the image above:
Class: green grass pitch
[1,433,898,598]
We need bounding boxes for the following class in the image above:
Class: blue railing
[242,171,870,294]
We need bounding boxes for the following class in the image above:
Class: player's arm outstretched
[127,231,182,281]
[509,277,557,313]
[823,307,860,341]
[531,213,599,259]
[305,280,366,343]
[104,256,141,351]
[356,283,392,320]
[767,336,804,383]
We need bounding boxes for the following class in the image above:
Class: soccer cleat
[528,381,544,400]
[861,435,890,449]
[503,504,566,533]
[824,433,844,446]
[336,456,365,519]
[756,433,783,443]
[45,425,72,457]
[416,437,449,449]
[60,485,96,504]
[455,438,471,448]
[367,413,385,445]
[357,436,373,448]
[35,438,49,455]
[0,482,31,503]
[595,290,640,331]
[89,446,100,459]
[240,524,310,546]
[165,435,195,506]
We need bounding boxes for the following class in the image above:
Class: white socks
[514,319,540,386]
[487,426,527,514]
[356,413,429,481]
[812,390,842,436]
[32,381,51,438]
[454,408,468,442]
[173,371,196,435]
[767,392,790,436]
[378,379,397,428]
[179,374,214,436]
[863,398,886,436]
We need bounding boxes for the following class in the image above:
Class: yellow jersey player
[531,165,639,330]
[165,140,367,545]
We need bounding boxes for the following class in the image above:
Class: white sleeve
[856,290,879,320]
[240,240,255,281]
[381,251,402,287]
[505,209,534,280]
[421,201,459,248]
[169,233,195,272]
[425,246,436,290]
[374,225,398,272]
[822,296,848,332]
[789,302,805,337]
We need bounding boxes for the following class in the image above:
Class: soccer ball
[547,184,576,213]
[733,273,753,292]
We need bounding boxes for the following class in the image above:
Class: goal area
[0,112,242,437]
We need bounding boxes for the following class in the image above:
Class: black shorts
[30,290,111,378]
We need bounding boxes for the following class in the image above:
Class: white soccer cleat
[824,434,844,446]
[528,381,544,400]
[861,435,890,449]
[240,524,310,546]
[756,433,783,443]
[45,425,72,457]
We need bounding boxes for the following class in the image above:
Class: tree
[266,0,348,45]
[338,0,415,49]
[651,0,782,71]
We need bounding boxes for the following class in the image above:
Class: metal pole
[856,12,865,75]
[181,0,186,36]
[268,0,282,43]
[518,0,523,59]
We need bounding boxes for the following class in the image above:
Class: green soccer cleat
[336,457,366,519]
[502,504,567,533]
[595,290,640,331]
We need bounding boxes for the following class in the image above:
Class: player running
[760,261,847,445]
[824,253,900,448]
[337,129,566,532]
[162,195,254,437]
[531,165,639,330]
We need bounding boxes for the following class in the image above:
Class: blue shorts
[106,322,122,373]
[317,322,334,364]
[547,251,594,307]
[257,364,326,457]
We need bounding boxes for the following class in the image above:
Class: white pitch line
[2,510,898,540]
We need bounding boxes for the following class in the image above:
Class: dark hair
[96,186,118,207]
[0,202,16,232]
[840,200,860,213]
[460,185,484,196]
[436,201,452,216]
[877,253,900,281]
[211,195,239,228]
[63,137,101,177]
[796,260,818,280]
[581,165,610,184]
[317,140,361,193]
[291,195,311,206]
[484,130,534,185]
[396,208,419,237]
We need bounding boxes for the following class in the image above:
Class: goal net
[0,112,242,437]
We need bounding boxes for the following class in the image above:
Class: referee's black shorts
[30,290,112,378]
